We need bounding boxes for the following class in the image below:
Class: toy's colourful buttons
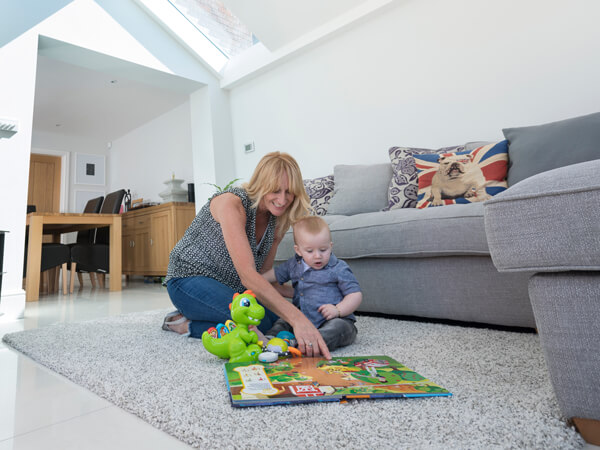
[216,323,229,338]
[225,320,237,332]
[206,327,218,338]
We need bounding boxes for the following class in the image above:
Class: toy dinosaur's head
[230,290,265,327]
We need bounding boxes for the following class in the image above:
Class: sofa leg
[572,417,600,445]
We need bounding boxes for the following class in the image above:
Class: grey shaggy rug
[3,310,584,449]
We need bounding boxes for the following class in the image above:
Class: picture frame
[75,190,105,213]
[75,153,105,185]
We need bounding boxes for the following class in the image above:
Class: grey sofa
[275,111,600,332]
[484,159,600,444]
[276,182,536,328]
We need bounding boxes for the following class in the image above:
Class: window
[168,0,256,59]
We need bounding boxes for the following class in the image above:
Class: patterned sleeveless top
[164,187,277,293]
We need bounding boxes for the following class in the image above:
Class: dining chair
[67,196,104,292]
[70,189,126,292]
[24,205,71,295]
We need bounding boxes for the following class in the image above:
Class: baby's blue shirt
[274,253,361,328]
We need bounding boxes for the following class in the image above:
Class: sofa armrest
[484,159,600,272]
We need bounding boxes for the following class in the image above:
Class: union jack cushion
[414,141,508,209]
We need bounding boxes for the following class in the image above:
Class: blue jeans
[166,276,278,339]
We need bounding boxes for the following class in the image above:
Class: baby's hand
[318,304,339,321]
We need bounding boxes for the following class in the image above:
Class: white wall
[228,0,600,180]
[108,101,194,203]
[0,33,39,318]
[0,0,229,318]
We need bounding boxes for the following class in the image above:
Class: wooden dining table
[25,212,122,302]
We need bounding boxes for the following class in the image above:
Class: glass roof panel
[168,0,256,59]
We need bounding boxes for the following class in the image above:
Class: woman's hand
[292,316,331,359]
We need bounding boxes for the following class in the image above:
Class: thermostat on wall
[244,142,255,153]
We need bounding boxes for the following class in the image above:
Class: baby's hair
[292,215,331,244]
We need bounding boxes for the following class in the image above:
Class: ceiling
[33,38,205,142]
[222,0,370,51]
[6,1,377,143]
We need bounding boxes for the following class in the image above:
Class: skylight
[135,0,256,74]
[168,0,256,59]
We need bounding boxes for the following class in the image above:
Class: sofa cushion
[484,159,600,272]
[414,142,509,208]
[303,175,334,216]
[385,145,465,210]
[503,111,600,186]
[276,203,489,261]
[327,163,392,215]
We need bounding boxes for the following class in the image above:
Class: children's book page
[224,355,451,407]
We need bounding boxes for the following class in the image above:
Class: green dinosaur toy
[201,290,265,363]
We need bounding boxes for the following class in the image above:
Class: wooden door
[28,154,61,213]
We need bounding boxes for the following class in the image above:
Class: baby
[262,216,362,351]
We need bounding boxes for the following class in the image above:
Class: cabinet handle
[150,238,153,246]
[131,240,135,248]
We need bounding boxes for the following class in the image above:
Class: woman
[163,152,330,358]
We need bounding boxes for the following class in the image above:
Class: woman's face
[261,172,295,217]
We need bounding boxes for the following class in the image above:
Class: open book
[224,355,451,407]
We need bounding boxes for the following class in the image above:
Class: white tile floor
[0,278,191,450]
[1,279,598,450]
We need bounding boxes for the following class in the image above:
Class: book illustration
[224,355,451,407]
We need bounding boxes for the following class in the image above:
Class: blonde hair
[292,216,331,244]
[242,151,310,238]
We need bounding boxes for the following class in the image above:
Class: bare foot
[165,315,190,335]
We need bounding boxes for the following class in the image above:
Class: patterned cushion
[303,175,334,216]
[414,141,509,209]
[385,145,465,210]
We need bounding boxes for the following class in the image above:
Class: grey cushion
[503,112,600,186]
[327,163,393,215]
[529,272,600,419]
[277,202,490,260]
[484,159,600,272]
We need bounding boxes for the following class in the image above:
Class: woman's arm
[211,194,330,358]
[262,267,295,298]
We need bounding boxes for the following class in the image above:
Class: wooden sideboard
[122,202,196,276]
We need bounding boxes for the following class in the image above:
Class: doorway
[28,153,61,213]
[26,153,63,294]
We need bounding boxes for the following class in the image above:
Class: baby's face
[294,228,332,270]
